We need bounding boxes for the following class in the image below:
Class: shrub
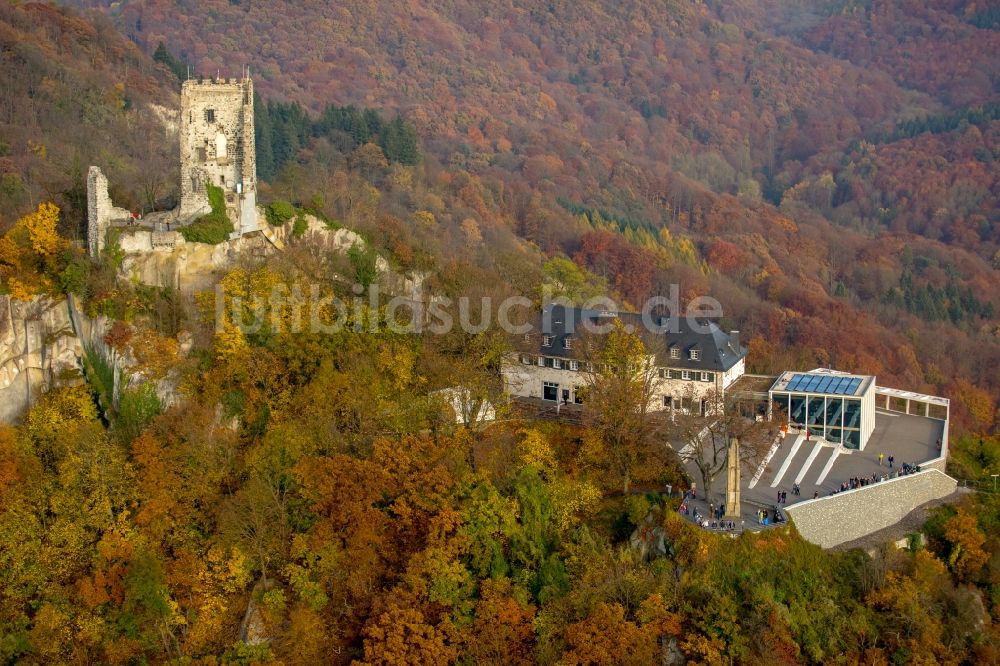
[180,183,233,244]
[58,255,90,296]
[265,200,297,227]
[348,243,379,288]
[292,213,308,238]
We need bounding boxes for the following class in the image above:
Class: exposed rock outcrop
[0,296,83,422]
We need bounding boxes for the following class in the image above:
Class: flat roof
[875,385,950,408]
[770,369,874,397]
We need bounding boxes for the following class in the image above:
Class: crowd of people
[677,501,740,531]
[668,449,927,533]
[832,462,922,495]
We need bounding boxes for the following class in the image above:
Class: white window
[682,370,692,380]
[542,335,553,347]
[553,358,562,369]
[523,333,532,343]
[689,349,701,361]
[569,360,580,371]
[520,354,533,365]
[563,337,573,350]
[658,368,667,379]
[670,347,680,359]
[701,372,711,382]
[543,382,559,401]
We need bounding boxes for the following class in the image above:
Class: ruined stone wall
[785,469,958,549]
[116,221,276,294]
[239,77,256,224]
[179,78,257,231]
[112,212,404,296]
[86,166,131,258]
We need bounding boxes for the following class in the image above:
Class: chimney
[730,330,740,351]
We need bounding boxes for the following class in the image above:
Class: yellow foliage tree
[0,202,70,300]
[24,384,99,466]
[943,508,989,582]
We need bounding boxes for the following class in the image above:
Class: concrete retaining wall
[785,468,957,549]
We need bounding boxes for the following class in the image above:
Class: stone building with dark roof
[503,304,747,414]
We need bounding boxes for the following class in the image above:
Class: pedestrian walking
[878,451,884,466]
[888,455,894,469]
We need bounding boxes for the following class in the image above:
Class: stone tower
[178,75,258,233]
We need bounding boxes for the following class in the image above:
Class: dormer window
[670,347,680,359]
[542,335,553,347]
[689,349,701,361]
[562,337,573,350]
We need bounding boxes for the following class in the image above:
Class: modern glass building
[768,369,876,450]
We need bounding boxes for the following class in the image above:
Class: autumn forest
[0,0,998,664]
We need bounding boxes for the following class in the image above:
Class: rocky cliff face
[115,212,428,297]
[0,216,427,424]
[0,294,176,424]
[0,296,84,422]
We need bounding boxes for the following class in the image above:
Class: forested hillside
[0,2,177,238]
[59,0,1000,430]
[0,1,997,663]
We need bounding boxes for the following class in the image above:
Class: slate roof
[518,304,746,372]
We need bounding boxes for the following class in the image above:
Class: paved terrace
[668,410,945,531]
[745,410,944,505]
[510,396,946,535]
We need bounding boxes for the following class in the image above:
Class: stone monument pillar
[724,436,741,519]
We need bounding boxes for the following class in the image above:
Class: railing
[510,397,584,424]
[954,478,1000,493]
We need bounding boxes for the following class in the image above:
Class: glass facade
[772,392,864,449]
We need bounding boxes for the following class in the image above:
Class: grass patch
[180,183,233,244]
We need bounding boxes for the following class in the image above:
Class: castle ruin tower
[178,74,258,234]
